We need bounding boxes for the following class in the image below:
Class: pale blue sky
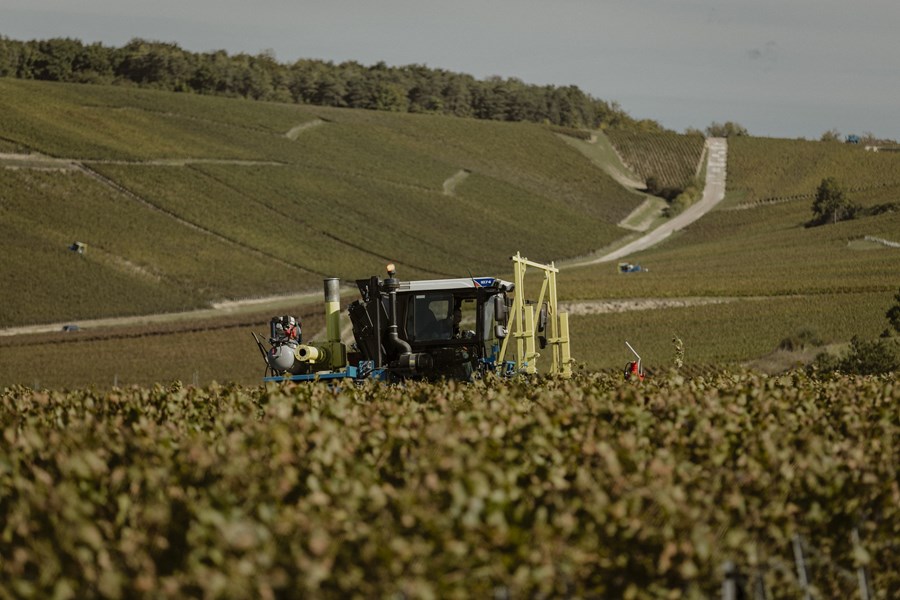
[4,0,899,140]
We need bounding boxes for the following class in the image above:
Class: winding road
[567,137,728,267]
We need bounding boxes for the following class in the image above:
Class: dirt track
[561,296,739,315]
[0,291,328,338]
[2,294,750,338]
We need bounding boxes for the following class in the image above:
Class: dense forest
[0,36,664,131]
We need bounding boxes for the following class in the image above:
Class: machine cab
[344,275,511,380]
[399,286,505,345]
[394,278,511,376]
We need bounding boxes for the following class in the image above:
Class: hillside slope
[725,136,900,207]
[4,80,899,383]
[0,79,640,327]
[565,137,900,369]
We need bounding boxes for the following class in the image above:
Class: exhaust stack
[324,278,341,343]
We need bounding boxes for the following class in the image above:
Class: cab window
[406,293,453,341]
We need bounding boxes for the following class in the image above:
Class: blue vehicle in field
[253,253,574,383]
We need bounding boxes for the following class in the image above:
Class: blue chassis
[263,359,519,383]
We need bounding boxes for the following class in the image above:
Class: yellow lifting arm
[498,252,573,377]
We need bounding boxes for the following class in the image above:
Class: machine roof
[398,277,514,293]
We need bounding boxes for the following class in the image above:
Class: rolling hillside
[565,136,900,370]
[0,78,639,328]
[2,78,899,386]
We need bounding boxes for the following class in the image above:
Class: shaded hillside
[0,79,639,327]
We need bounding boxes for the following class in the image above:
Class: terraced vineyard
[604,131,706,191]
[1,374,896,598]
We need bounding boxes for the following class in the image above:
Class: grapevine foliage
[1,373,897,599]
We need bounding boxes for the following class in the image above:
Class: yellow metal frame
[498,252,573,377]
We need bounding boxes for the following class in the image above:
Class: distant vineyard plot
[605,131,706,190]
[727,136,900,206]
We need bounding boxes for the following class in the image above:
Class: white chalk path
[566,137,728,267]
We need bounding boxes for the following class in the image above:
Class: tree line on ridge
[0,36,666,132]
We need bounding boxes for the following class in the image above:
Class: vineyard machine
[253,252,574,383]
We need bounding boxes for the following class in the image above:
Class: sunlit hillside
[0,78,639,327]
[2,79,899,385]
